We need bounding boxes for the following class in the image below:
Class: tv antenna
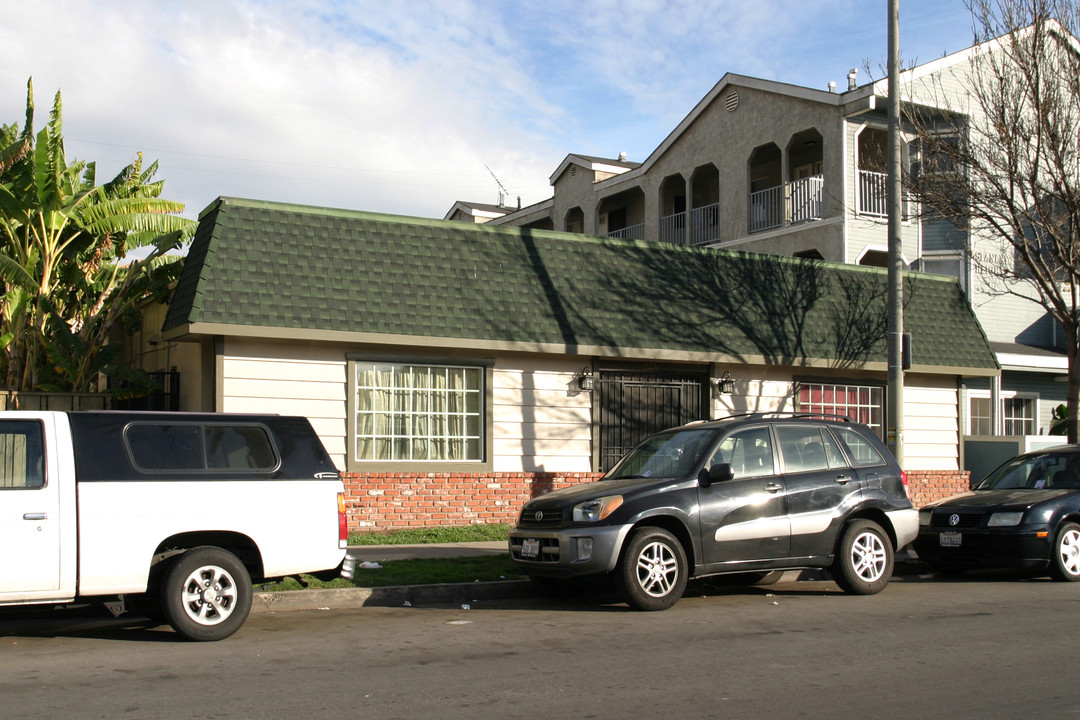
[485,164,512,207]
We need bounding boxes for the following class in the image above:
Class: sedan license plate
[521,538,541,558]
[939,532,962,548]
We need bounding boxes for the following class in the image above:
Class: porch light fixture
[716,371,736,395]
[577,366,595,392]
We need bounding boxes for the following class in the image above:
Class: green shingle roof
[163,197,998,373]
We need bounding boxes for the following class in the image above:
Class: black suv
[509,413,917,610]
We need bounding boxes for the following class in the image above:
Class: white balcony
[749,175,823,233]
[659,212,687,244]
[858,170,888,217]
[691,203,720,245]
[607,223,645,240]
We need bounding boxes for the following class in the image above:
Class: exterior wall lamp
[716,371,736,395]
[577,366,595,392]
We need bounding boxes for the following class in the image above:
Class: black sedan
[913,445,1080,579]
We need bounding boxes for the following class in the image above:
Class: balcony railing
[858,170,888,217]
[749,185,784,233]
[857,169,912,219]
[691,203,720,245]
[659,212,686,244]
[607,223,645,240]
[749,175,823,233]
[790,176,824,224]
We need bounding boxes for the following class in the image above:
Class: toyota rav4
[509,413,917,610]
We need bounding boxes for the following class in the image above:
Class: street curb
[252,579,533,614]
[251,557,928,614]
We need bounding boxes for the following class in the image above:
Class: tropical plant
[0,79,194,393]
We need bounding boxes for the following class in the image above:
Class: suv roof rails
[713,411,855,423]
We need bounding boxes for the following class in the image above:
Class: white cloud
[0,0,978,219]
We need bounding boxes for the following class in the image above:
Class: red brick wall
[342,469,970,533]
[342,472,604,532]
[905,470,971,508]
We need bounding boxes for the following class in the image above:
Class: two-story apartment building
[452,37,1067,444]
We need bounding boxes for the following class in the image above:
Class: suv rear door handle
[834,475,856,484]
[763,482,782,493]
[23,513,46,520]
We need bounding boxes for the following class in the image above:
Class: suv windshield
[976,451,1080,490]
[606,428,718,480]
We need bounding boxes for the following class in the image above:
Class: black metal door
[597,369,708,472]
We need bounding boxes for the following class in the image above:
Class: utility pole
[886,0,905,464]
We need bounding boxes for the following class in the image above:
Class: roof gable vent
[724,89,740,112]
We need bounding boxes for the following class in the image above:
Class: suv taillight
[900,470,909,497]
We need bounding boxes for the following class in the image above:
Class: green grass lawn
[255,524,520,592]
[257,555,522,592]
[347,523,512,546]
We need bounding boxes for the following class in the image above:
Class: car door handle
[763,482,783,493]
[834,475,853,484]
[23,513,46,521]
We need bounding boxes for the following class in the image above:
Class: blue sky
[0,0,977,219]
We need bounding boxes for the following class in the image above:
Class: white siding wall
[901,375,960,471]
[221,339,348,469]
[492,357,592,472]
[713,367,796,417]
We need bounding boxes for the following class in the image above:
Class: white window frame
[348,360,491,471]
[966,390,1039,436]
[920,252,969,293]
[797,381,885,438]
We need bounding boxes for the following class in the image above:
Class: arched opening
[856,127,888,216]
[690,164,720,245]
[748,143,782,233]
[564,207,584,233]
[659,174,687,244]
[858,249,888,268]
[598,188,645,240]
[787,129,824,224]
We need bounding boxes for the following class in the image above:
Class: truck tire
[161,546,252,641]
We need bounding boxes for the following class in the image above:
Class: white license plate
[940,532,962,548]
[521,538,541,558]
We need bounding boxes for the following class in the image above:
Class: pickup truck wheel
[617,526,687,611]
[161,547,252,641]
[831,519,893,595]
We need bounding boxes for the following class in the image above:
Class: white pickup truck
[0,411,349,641]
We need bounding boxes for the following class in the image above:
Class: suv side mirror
[701,462,734,487]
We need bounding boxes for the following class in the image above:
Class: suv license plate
[521,538,541,558]
[940,532,962,548]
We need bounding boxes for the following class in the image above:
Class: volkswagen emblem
[534,511,544,522]
[949,513,961,526]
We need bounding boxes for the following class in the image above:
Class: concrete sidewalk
[250,542,930,615]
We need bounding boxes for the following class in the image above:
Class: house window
[798,382,884,436]
[968,393,1037,435]
[353,362,483,462]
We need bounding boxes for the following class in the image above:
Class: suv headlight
[573,495,624,523]
[988,511,1024,527]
